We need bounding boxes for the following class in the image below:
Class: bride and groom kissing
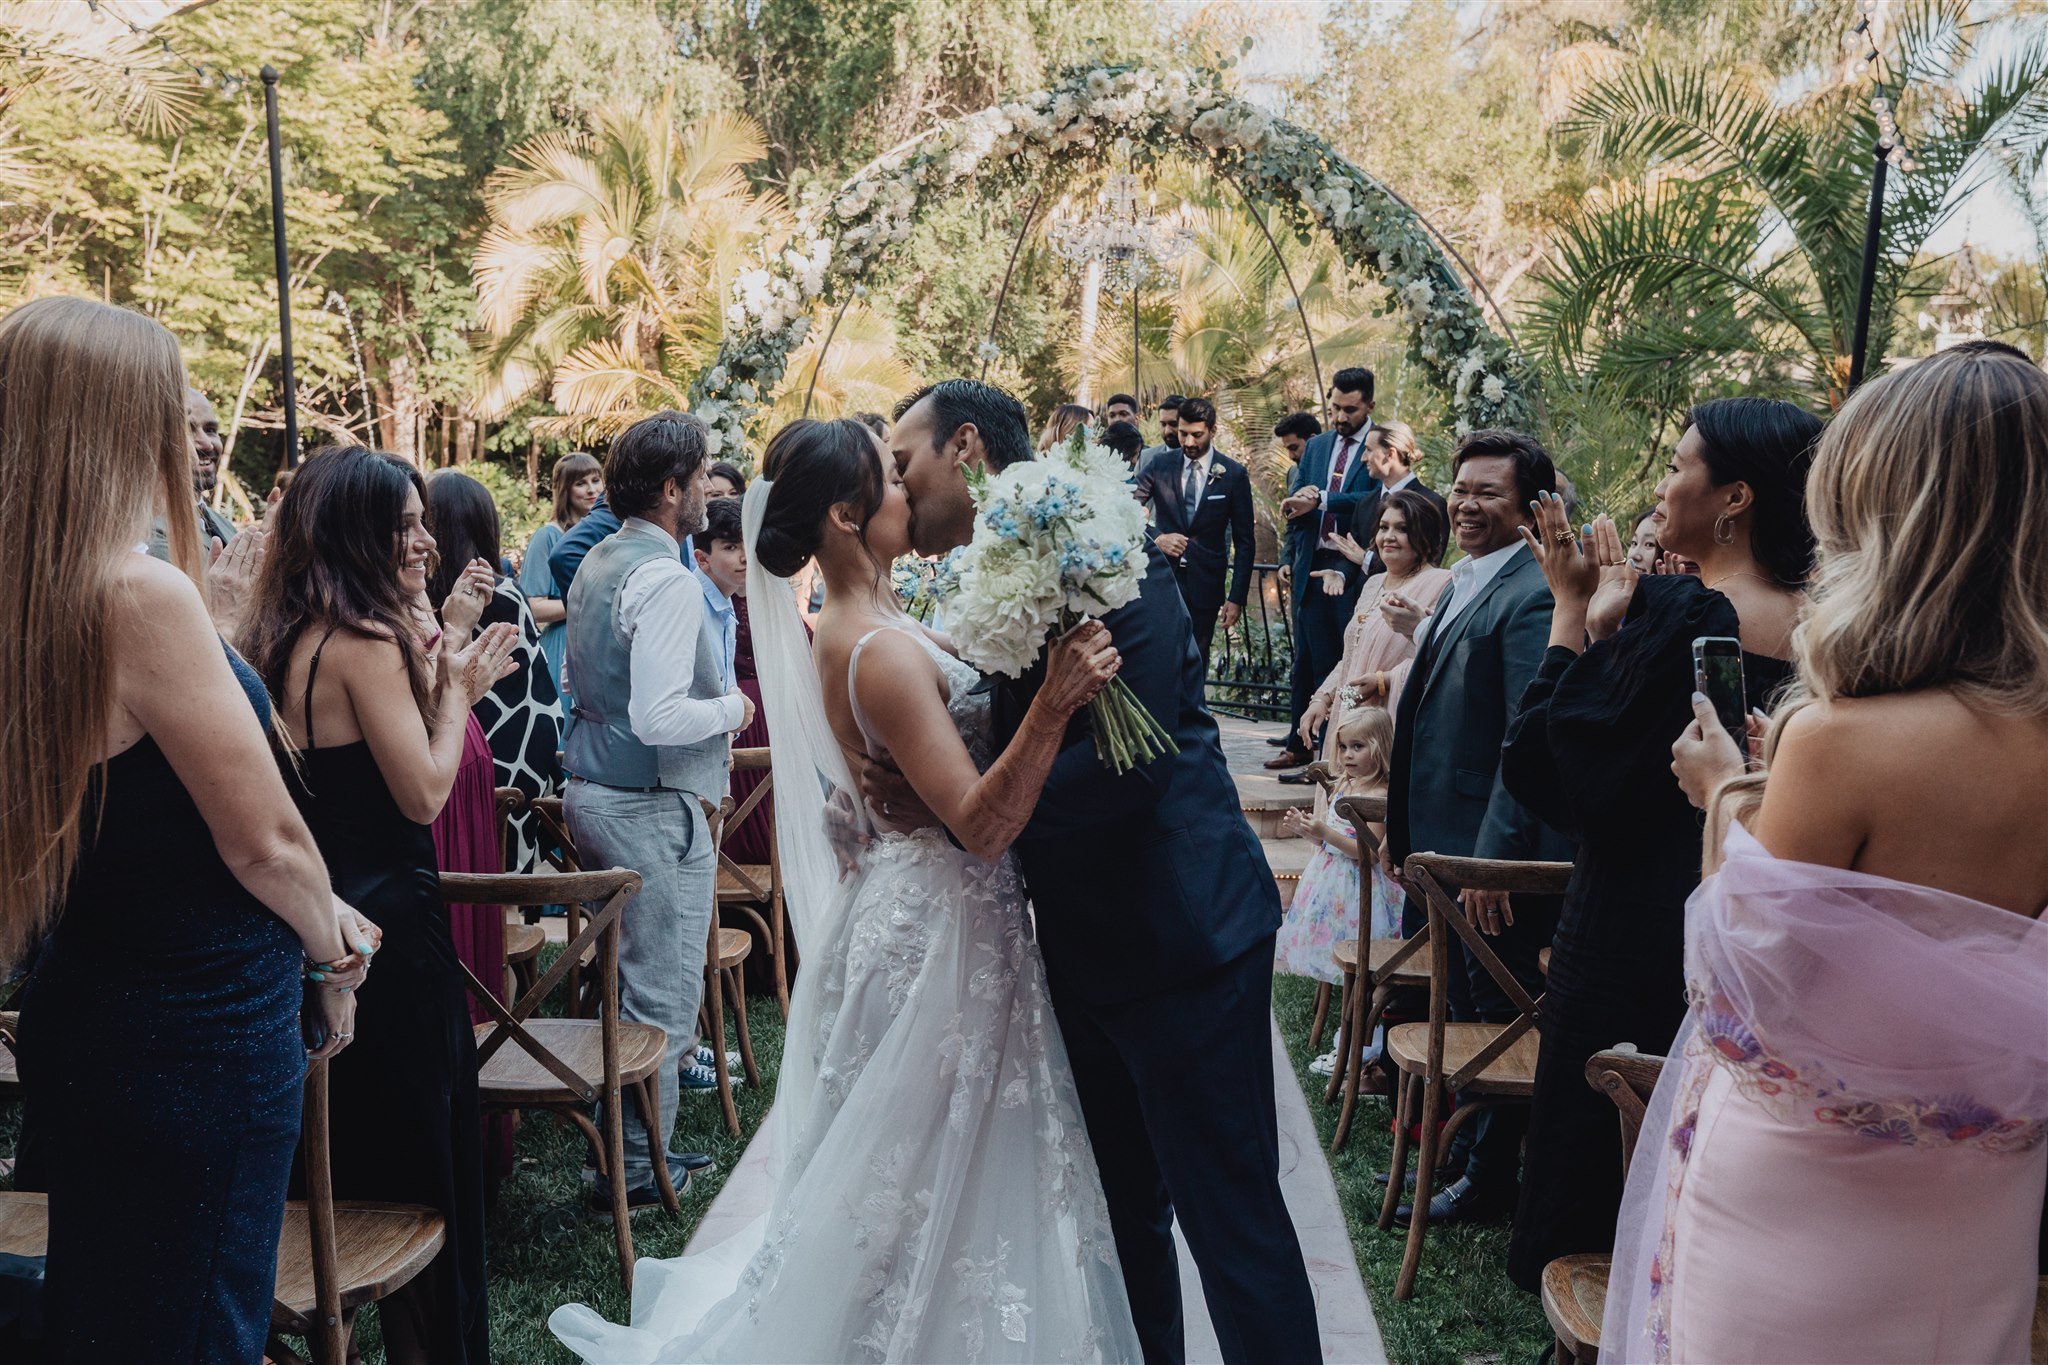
[553,378,1319,1364]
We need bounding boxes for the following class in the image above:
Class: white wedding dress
[549,609,1142,1363]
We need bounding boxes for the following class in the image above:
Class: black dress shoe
[583,1149,713,1194]
[1393,1175,1513,1227]
[587,1164,691,1213]
[1277,769,1315,785]
[1266,735,1292,747]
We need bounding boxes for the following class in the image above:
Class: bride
[551,417,1142,1363]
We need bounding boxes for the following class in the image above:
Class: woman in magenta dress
[1609,343,2048,1363]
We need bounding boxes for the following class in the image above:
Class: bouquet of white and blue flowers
[945,432,1178,773]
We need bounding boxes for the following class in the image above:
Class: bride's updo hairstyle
[753,416,887,579]
[1706,341,2048,861]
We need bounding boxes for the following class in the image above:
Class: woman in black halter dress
[245,447,519,1364]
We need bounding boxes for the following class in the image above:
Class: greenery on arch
[689,64,1534,462]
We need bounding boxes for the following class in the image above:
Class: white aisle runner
[684,1018,1386,1363]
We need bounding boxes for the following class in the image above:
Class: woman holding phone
[1493,398,1820,1286]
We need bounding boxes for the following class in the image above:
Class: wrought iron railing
[1204,563,1293,722]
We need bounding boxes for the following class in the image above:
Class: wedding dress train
[550,622,1140,1363]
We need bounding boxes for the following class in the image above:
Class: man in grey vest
[562,410,754,1205]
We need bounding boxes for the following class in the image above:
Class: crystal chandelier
[1045,174,1197,296]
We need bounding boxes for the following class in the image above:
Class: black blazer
[1133,448,1256,609]
[993,541,1280,1005]
[1351,476,1449,579]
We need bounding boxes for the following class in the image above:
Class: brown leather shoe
[1264,750,1311,770]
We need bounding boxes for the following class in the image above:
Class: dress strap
[846,624,921,758]
[303,626,340,750]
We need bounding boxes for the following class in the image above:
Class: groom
[874,379,1321,1365]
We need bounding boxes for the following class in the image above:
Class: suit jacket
[1387,545,1574,870]
[1351,476,1449,579]
[1283,427,1380,609]
[1133,447,1256,610]
[993,540,1280,1005]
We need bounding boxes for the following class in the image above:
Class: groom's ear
[952,422,986,471]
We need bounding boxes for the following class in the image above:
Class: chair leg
[602,1076,635,1291]
[1333,983,1389,1153]
[637,1075,681,1215]
[1395,1078,1450,1301]
[1323,968,1356,1103]
[1377,1070,1415,1229]
[704,962,740,1137]
[1307,980,1333,1054]
[727,966,760,1088]
[770,890,790,1019]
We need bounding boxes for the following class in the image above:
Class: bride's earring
[1714,514,1736,545]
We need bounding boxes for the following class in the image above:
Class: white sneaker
[692,1044,742,1072]
[1308,1051,1337,1076]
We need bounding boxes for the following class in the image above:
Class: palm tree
[0,1,200,139]
[473,93,786,436]
[1529,0,2048,417]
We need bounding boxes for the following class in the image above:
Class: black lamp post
[261,65,301,465]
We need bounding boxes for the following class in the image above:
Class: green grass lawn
[1271,973,1549,1365]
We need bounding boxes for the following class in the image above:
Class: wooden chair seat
[504,921,545,965]
[1541,1252,1609,1363]
[1386,1020,1539,1092]
[713,926,753,970]
[272,1203,445,1319]
[0,1190,47,1256]
[473,1018,669,1105]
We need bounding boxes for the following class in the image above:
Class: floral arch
[689,65,1532,459]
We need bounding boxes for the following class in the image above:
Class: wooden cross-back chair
[1317,794,1435,1155]
[442,867,681,1290]
[1541,1046,1665,1365]
[493,788,547,998]
[527,795,592,1015]
[715,747,790,1018]
[698,798,764,1137]
[267,1059,446,1365]
[1379,850,1572,1300]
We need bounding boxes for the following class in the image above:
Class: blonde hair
[1707,345,2048,861]
[1368,420,1418,468]
[1334,705,1394,786]
[1036,404,1093,452]
[0,297,198,965]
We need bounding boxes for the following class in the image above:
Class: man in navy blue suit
[871,379,1320,1365]
[1132,396,1256,671]
[1273,367,1380,771]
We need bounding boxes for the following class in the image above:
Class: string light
[35,0,257,100]
[1850,2,1914,172]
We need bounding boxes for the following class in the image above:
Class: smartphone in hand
[1692,636,1748,749]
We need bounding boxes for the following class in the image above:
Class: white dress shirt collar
[621,515,679,556]
[1429,539,1526,641]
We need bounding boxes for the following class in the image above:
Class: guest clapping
[245,447,517,1365]
[1498,397,1820,1293]
[2,297,371,1364]
[1295,489,1451,799]
[1276,707,1398,1000]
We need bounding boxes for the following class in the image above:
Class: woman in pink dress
[1296,486,1450,814]
[1607,342,2048,1363]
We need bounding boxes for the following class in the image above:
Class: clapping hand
[449,621,520,706]
[1328,532,1367,567]
[440,558,498,638]
[205,529,267,643]
[1280,490,1319,519]
[1518,490,1601,607]
[1583,518,1640,642]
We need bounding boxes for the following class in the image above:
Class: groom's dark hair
[894,379,1035,473]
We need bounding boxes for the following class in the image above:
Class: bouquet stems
[1088,677,1179,774]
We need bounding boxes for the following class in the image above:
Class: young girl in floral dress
[1276,706,1398,983]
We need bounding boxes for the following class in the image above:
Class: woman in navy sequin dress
[1,297,369,1364]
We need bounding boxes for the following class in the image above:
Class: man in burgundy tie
[1270,367,1379,773]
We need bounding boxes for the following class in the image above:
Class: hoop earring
[1713,514,1736,546]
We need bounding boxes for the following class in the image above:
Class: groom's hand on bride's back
[859,755,943,835]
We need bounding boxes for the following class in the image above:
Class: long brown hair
[243,446,435,727]
[0,298,199,964]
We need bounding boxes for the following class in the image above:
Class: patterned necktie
[1182,457,1200,517]
[1320,437,1351,542]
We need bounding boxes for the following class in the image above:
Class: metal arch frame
[797,136,1529,418]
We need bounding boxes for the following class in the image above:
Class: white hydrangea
[1482,375,1507,404]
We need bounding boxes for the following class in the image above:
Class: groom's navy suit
[994,538,1321,1365]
